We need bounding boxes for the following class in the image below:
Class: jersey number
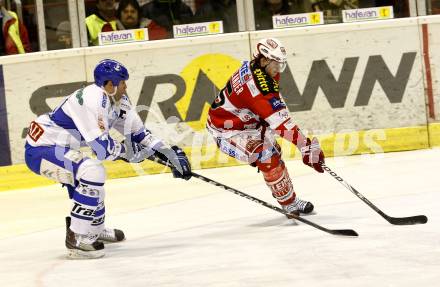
[211,90,226,110]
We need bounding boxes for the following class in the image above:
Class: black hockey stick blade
[386,215,428,225]
[294,214,358,237]
[333,229,359,237]
[322,164,428,226]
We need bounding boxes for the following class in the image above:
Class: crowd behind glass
[0,0,438,56]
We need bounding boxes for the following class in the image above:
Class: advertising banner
[273,12,324,29]
[0,17,436,189]
[173,21,223,38]
[342,6,394,23]
[98,28,149,45]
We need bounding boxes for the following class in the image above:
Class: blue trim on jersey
[89,134,125,160]
[49,106,85,142]
[95,208,105,217]
[72,191,99,207]
[50,106,77,130]
[70,213,93,221]
[89,135,114,160]
[131,129,146,143]
[80,178,104,186]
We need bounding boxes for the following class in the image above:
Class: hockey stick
[322,164,428,225]
[150,157,358,237]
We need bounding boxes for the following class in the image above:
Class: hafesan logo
[208,22,221,33]
[134,29,145,40]
[310,13,322,24]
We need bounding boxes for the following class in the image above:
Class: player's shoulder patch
[269,96,286,111]
[251,67,280,95]
[101,93,108,108]
[247,81,260,97]
[239,61,252,84]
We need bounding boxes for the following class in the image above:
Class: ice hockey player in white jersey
[24,59,192,259]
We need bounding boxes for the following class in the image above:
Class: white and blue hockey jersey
[26,84,163,160]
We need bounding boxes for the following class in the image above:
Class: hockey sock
[261,161,296,206]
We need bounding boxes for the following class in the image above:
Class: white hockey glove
[297,137,325,173]
[118,139,151,163]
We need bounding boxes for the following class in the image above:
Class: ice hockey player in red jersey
[206,38,325,217]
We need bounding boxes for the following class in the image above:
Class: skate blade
[67,249,105,259]
[285,211,316,219]
[97,237,126,244]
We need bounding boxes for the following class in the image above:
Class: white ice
[0,149,439,287]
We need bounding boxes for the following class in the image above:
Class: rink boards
[1,16,440,190]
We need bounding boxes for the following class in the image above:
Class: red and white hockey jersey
[207,60,300,144]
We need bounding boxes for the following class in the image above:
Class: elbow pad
[89,134,125,161]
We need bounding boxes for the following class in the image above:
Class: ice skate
[98,227,126,243]
[65,217,105,259]
[283,197,314,219]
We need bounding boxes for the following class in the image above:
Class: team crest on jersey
[75,89,84,105]
[121,95,132,105]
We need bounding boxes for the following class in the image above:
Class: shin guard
[260,161,296,206]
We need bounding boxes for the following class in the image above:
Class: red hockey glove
[298,137,325,173]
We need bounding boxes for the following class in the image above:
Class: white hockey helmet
[253,38,288,72]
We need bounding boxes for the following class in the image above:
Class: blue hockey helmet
[94,59,129,87]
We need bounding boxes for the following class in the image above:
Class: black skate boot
[98,227,126,243]
[283,197,314,219]
[65,217,105,259]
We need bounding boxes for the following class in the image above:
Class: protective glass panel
[427,0,440,14]
[84,0,239,46]
[253,0,410,30]
[44,0,72,50]
[2,0,36,55]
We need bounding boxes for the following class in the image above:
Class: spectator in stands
[310,0,358,23]
[194,0,238,33]
[374,0,408,17]
[137,0,151,5]
[86,0,118,46]
[116,0,168,40]
[141,0,194,38]
[0,0,31,55]
[56,21,72,49]
[254,0,308,30]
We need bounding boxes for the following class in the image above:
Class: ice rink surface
[1,149,439,287]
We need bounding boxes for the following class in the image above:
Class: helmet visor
[269,59,287,73]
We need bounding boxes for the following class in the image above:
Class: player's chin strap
[101,85,117,104]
